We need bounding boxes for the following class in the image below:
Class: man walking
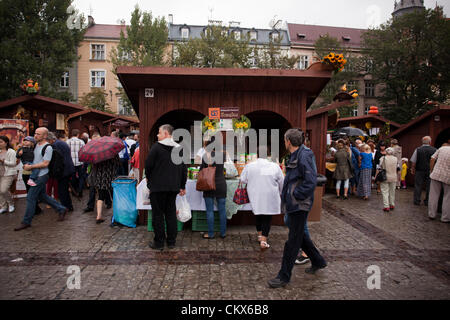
[66,129,85,197]
[14,127,68,231]
[145,124,187,250]
[410,136,437,206]
[118,133,130,176]
[48,132,75,212]
[428,143,450,223]
[268,128,326,288]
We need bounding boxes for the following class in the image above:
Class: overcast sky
[72,0,449,30]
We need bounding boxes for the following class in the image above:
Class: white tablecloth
[138,179,252,219]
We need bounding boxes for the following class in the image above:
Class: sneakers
[295,255,310,265]
[0,208,7,214]
[27,179,37,187]
[8,205,14,213]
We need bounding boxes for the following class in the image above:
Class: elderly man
[410,136,437,206]
[268,129,326,288]
[429,143,450,223]
[14,128,68,231]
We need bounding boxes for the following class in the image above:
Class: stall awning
[0,95,86,114]
[116,66,333,116]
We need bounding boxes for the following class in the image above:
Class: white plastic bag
[224,154,238,178]
[176,196,191,222]
[136,178,151,210]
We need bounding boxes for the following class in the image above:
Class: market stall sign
[208,108,220,120]
[220,107,239,119]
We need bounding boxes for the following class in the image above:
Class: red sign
[220,107,239,119]
[208,108,221,120]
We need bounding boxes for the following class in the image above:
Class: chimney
[88,15,95,27]
[168,14,173,25]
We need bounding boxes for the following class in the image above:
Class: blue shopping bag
[111,176,138,228]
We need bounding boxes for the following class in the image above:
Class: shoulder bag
[196,153,216,191]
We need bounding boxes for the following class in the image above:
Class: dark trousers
[71,165,84,194]
[414,170,431,204]
[277,210,326,283]
[149,191,178,247]
[22,174,42,214]
[57,176,73,211]
[118,159,129,176]
[255,215,272,237]
[87,186,112,209]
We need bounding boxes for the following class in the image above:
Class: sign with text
[208,108,220,120]
[220,107,239,119]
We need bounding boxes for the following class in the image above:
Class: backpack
[42,144,65,179]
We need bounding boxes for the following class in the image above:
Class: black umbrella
[332,127,368,140]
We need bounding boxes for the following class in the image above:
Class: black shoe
[414,202,421,206]
[149,242,163,251]
[343,195,348,200]
[106,204,112,209]
[305,264,327,274]
[14,223,31,231]
[423,201,428,206]
[268,277,288,288]
[96,219,105,224]
[57,209,68,222]
[83,207,94,213]
[167,244,176,249]
[295,255,310,265]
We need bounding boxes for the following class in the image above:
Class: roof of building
[168,23,290,45]
[337,114,402,129]
[84,24,128,39]
[388,104,450,138]
[68,108,139,124]
[287,23,365,49]
[0,95,86,114]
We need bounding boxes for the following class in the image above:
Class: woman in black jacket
[200,138,227,239]
[374,141,387,194]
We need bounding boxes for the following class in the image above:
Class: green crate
[191,210,221,232]
[147,210,184,232]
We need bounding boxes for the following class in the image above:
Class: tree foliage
[173,25,298,69]
[362,7,450,124]
[0,0,85,101]
[78,88,111,112]
[109,6,168,115]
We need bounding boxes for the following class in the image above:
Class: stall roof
[116,66,333,115]
[0,95,86,114]
[337,114,402,129]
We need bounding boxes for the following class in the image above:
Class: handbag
[376,157,387,183]
[233,181,250,205]
[196,153,216,191]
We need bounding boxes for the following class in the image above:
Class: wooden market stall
[331,114,402,140]
[388,104,450,186]
[117,65,334,226]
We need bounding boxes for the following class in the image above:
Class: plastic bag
[224,154,238,178]
[112,177,138,228]
[176,196,191,222]
[136,178,151,210]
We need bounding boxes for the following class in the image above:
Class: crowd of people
[9,127,139,231]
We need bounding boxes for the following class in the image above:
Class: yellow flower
[244,123,248,128]
[352,93,358,98]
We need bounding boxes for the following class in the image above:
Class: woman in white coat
[0,136,17,214]
[240,146,284,249]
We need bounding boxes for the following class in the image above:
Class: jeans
[24,162,39,181]
[204,197,227,238]
[278,210,326,283]
[22,174,67,225]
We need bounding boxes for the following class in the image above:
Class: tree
[0,0,85,101]
[173,25,298,69]
[309,34,364,111]
[78,88,111,112]
[109,5,168,114]
[362,7,450,124]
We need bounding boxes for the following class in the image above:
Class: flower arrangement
[21,79,40,94]
[322,53,347,72]
[232,115,251,132]
[202,116,219,133]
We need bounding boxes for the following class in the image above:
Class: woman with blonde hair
[357,144,373,200]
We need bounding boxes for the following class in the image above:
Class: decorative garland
[321,52,347,73]
[21,79,40,94]
[232,115,251,131]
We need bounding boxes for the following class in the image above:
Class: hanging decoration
[232,115,251,147]
[321,52,347,73]
[202,116,219,140]
[21,79,40,94]
[368,106,379,115]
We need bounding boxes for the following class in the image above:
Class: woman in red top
[130,147,140,181]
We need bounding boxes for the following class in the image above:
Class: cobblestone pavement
[0,188,448,300]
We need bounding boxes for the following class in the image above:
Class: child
[401,158,408,189]
[16,136,39,187]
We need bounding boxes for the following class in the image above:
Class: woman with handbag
[239,146,284,249]
[0,136,17,214]
[199,138,227,239]
[377,147,398,212]
[333,140,353,200]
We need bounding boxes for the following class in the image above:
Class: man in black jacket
[145,124,187,250]
[410,136,437,206]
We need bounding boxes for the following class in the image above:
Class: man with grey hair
[410,136,436,206]
[268,128,326,288]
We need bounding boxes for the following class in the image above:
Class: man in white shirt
[66,129,85,197]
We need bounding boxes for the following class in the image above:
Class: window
[364,105,371,115]
[117,80,122,89]
[91,44,105,60]
[298,55,309,70]
[347,80,357,91]
[233,30,241,40]
[352,107,358,117]
[271,32,279,41]
[365,82,375,97]
[365,59,374,73]
[60,72,69,88]
[181,27,189,39]
[249,30,257,41]
[118,98,133,116]
[90,70,105,88]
